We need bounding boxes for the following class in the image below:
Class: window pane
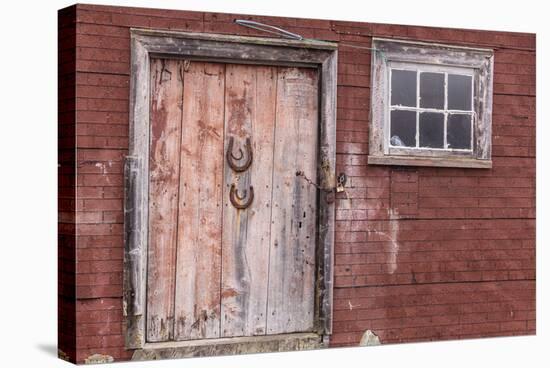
[419,112,444,148]
[391,69,417,107]
[419,72,445,109]
[448,74,472,111]
[390,110,416,147]
[447,113,472,149]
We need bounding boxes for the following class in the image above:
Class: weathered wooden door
[146,58,319,342]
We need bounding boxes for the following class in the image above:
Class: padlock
[336,173,347,192]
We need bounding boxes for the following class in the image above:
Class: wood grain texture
[123,154,144,348]
[127,31,337,349]
[173,61,225,341]
[132,333,322,360]
[146,58,184,342]
[318,50,338,337]
[125,34,151,348]
[369,38,493,166]
[132,28,338,51]
[267,67,319,334]
[221,64,277,337]
[367,154,492,168]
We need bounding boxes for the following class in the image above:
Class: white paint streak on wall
[348,300,360,310]
[372,208,400,274]
[94,161,114,184]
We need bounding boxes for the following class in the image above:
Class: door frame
[124,28,338,354]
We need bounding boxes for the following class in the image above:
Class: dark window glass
[390,110,416,147]
[447,114,472,149]
[448,74,472,111]
[419,72,445,109]
[419,112,444,148]
[391,69,417,107]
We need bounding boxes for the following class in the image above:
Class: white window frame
[389,62,475,153]
[369,38,494,169]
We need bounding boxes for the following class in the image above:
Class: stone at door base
[359,330,381,346]
[84,354,114,364]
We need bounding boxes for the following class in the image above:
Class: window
[369,38,494,168]
[390,65,474,150]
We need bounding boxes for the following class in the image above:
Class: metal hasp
[227,137,253,172]
[229,184,254,209]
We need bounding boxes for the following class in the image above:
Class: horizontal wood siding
[58,5,78,364]
[68,3,535,363]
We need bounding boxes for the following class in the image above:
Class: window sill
[368,155,492,169]
[131,332,324,361]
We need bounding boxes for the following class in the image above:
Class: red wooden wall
[58,5,77,362]
[58,3,536,364]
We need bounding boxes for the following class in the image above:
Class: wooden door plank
[267,67,319,334]
[221,64,277,337]
[146,58,184,342]
[174,61,225,341]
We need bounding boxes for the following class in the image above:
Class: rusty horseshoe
[226,137,253,172]
[229,184,254,209]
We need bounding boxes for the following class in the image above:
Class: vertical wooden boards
[221,65,277,337]
[146,58,184,342]
[173,62,225,341]
[145,60,322,342]
[267,67,319,334]
[129,35,339,350]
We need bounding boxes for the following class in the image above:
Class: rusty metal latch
[226,137,253,172]
[296,170,347,204]
[229,184,254,209]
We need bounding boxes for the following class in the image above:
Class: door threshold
[132,332,325,361]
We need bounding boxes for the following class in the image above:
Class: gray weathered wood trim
[123,33,151,349]
[131,28,336,67]
[368,155,492,169]
[131,28,338,50]
[125,29,337,351]
[123,156,145,348]
[317,49,337,337]
[132,333,322,361]
[476,53,494,160]
[369,38,494,168]
[388,147,473,158]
